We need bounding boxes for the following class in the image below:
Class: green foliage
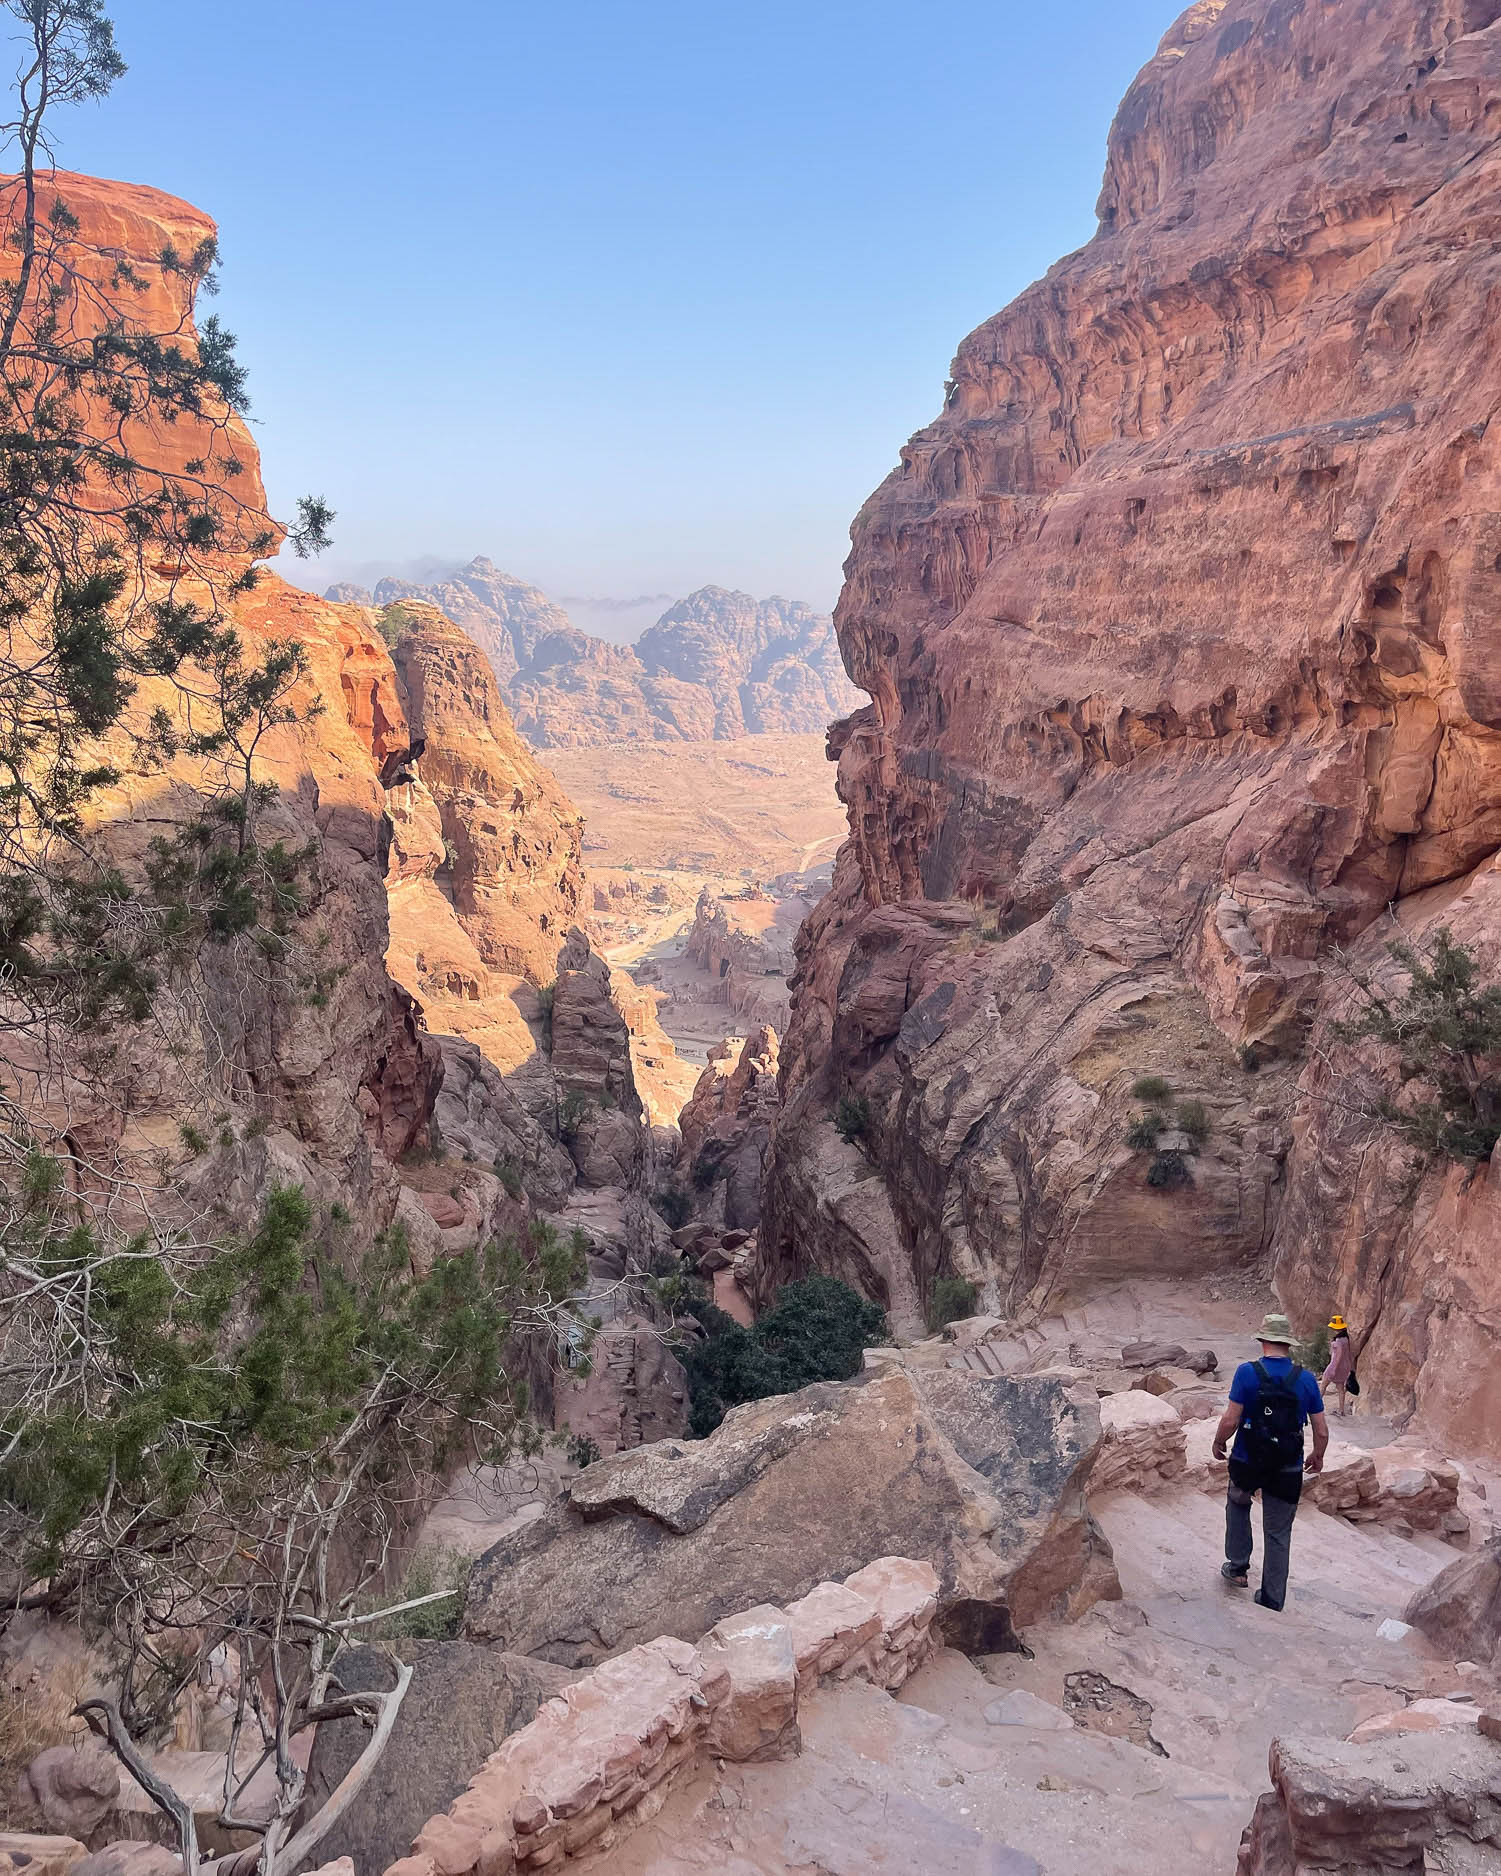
[566,1432,601,1469]
[835,1093,872,1146]
[677,1274,888,1437]
[1124,1111,1162,1151]
[494,1156,524,1200]
[1147,1147,1190,1190]
[1131,1075,1172,1102]
[928,1276,979,1333]
[1292,1326,1331,1377]
[558,1089,593,1142]
[1176,1100,1211,1146]
[1237,1042,1262,1073]
[372,600,426,647]
[653,1183,692,1229]
[1332,928,1501,1161]
[1,1173,590,1732]
[177,1122,207,1155]
[356,1545,470,1643]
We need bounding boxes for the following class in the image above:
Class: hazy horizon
[49,0,1177,614]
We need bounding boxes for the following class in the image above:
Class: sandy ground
[548,734,845,878]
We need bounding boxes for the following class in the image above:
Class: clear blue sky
[47,0,1174,621]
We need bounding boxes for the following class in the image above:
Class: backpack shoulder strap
[1252,1360,1269,1386]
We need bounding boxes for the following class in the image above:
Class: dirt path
[608,1459,1485,1876]
[600,1276,1500,1875]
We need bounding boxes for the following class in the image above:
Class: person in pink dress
[1321,1315,1355,1417]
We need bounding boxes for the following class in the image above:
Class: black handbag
[1347,1371,1360,1397]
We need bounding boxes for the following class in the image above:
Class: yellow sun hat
[1328,1315,1348,1332]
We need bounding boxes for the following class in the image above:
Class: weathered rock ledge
[387,1556,939,1876]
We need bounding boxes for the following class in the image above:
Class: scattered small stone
[1376,1618,1414,1642]
[1063,1671,1168,1758]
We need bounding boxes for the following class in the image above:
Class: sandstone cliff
[336,565,862,747]
[765,0,1501,1429]
[0,173,437,1249]
[2,172,687,1312]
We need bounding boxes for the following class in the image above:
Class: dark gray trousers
[1225,1471,1301,1609]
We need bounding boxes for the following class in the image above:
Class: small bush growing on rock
[1292,1325,1331,1376]
[929,1276,979,1333]
[357,1545,472,1642]
[1331,928,1501,1161]
[1131,1075,1172,1102]
[1176,1100,1211,1146]
[1147,1147,1190,1189]
[653,1184,692,1228]
[1125,1111,1163,1151]
[495,1156,524,1199]
[566,1432,602,1469]
[677,1275,888,1436]
[178,1122,208,1155]
[558,1090,593,1141]
[835,1093,873,1145]
[1237,1042,1262,1073]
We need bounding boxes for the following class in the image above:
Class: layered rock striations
[764,0,1501,1436]
[336,565,862,747]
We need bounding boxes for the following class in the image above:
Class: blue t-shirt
[1228,1357,1325,1467]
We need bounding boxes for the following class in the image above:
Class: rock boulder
[299,1642,574,1876]
[462,1367,1116,1667]
[1404,1537,1501,1667]
[1236,1730,1501,1874]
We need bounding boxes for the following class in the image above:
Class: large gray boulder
[462,1367,1116,1668]
[297,1643,573,1876]
[1404,1536,1501,1665]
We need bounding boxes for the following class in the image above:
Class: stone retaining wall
[384,1556,939,1876]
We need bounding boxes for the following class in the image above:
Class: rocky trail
[602,1431,1493,1876]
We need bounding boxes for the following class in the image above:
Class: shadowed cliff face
[766,0,1501,1440]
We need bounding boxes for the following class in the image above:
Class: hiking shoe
[1220,1563,1249,1588]
[1253,1590,1283,1612]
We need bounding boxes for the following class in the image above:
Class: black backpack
[1241,1361,1305,1472]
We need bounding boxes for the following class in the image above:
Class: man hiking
[1212,1312,1328,1611]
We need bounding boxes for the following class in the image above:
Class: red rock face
[0,170,274,553]
[768,0,1501,1418]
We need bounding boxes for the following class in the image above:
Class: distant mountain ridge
[325,558,862,747]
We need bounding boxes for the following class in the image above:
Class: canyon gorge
[6,1,1501,1874]
[762,0,1501,1463]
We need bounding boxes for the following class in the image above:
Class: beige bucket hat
[1257,1312,1294,1346]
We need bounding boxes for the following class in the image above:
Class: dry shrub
[0,1659,88,1827]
